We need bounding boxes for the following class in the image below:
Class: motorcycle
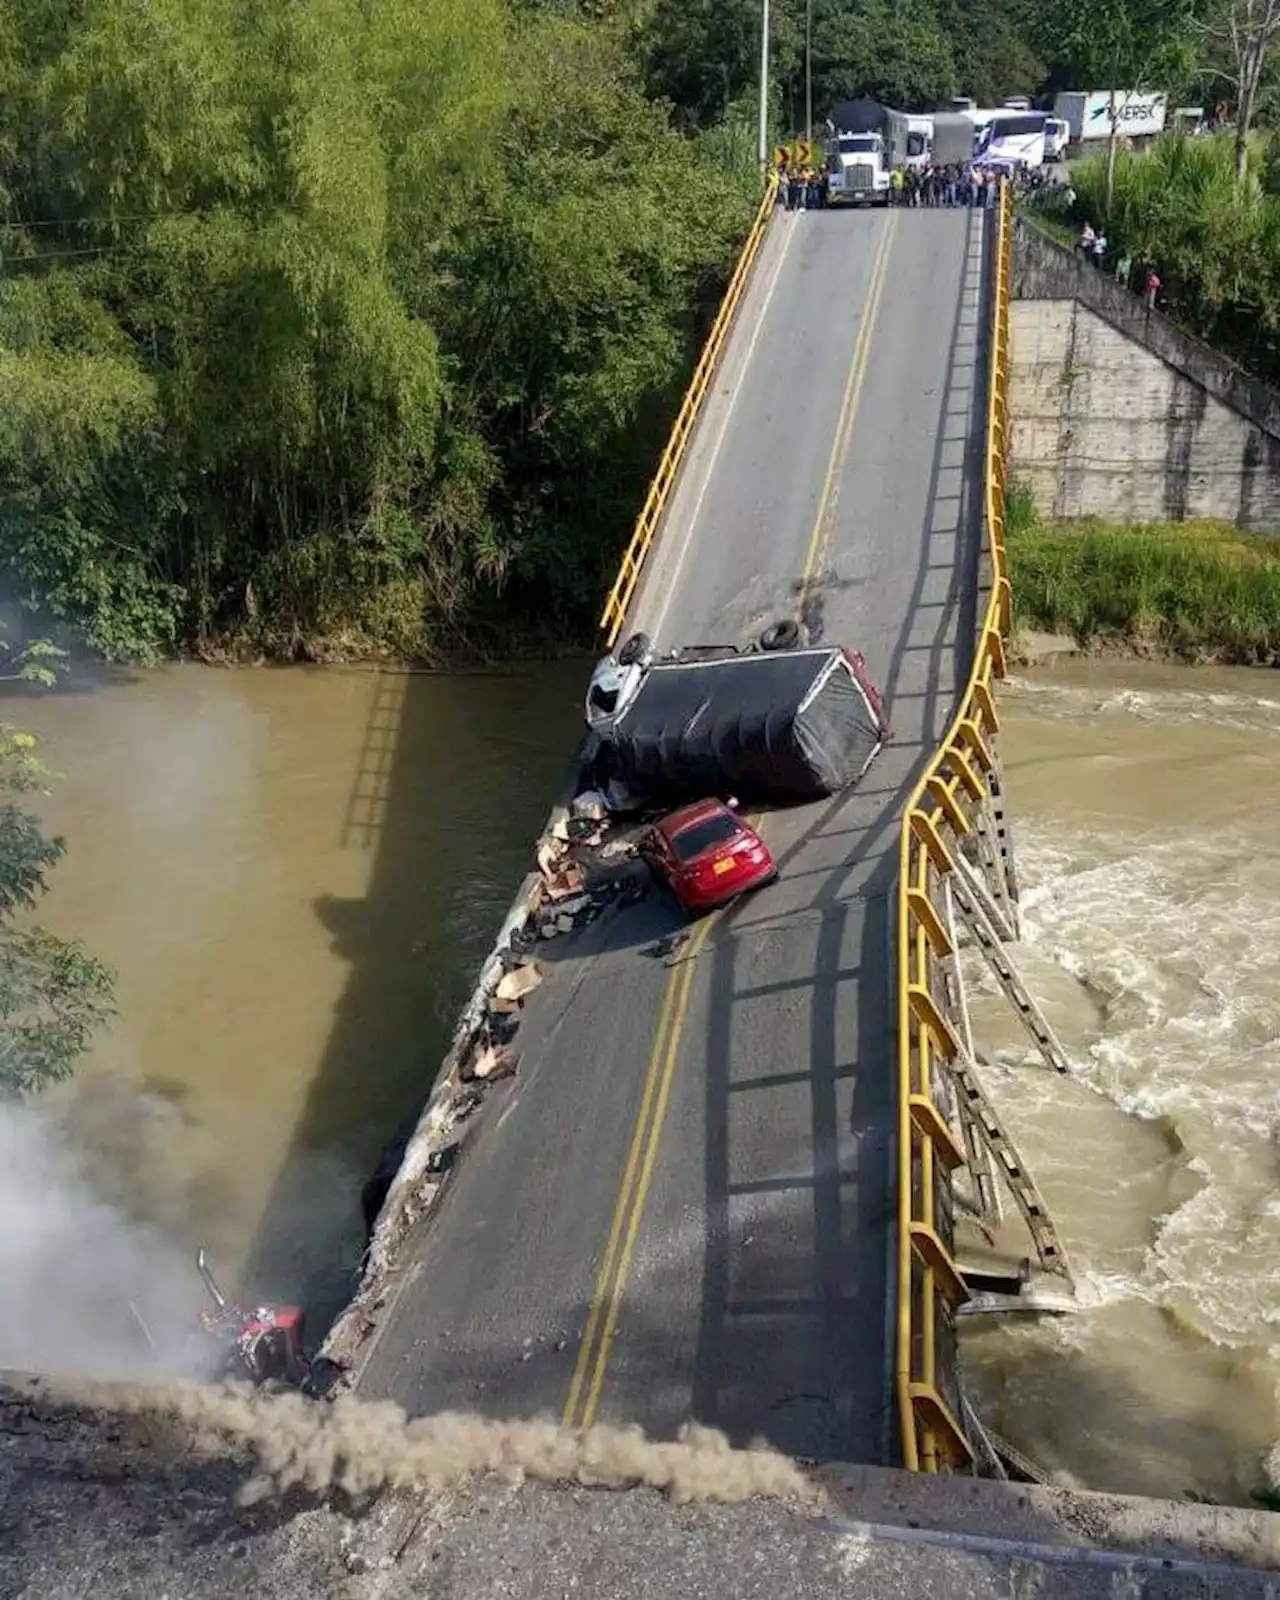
[194,1248,312,1389]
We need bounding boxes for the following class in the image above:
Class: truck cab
[1044,117,1070,161]
[824,132,892,206]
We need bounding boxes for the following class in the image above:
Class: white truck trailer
[1052,90,1168,148]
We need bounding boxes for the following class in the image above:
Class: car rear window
[670,813,739,861]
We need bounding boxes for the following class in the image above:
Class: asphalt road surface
[356,201,989,1466]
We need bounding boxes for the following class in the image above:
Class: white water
[960,660,1280,1504]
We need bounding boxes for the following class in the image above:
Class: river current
[6,654,1279,1503]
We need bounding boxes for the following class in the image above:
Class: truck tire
[758,619,807,653]
[617,631,651,667]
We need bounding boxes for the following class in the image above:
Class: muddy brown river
[11,662,582,1330]
[9,654,1280,1504]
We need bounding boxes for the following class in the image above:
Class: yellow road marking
[563,909,720,1429]
[561,955,684,1428]
[797,208,898,610]
[578,911,719,1428]
[564,213,899,1429]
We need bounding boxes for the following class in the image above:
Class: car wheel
[758,618,808,652]
[617,631,651,667]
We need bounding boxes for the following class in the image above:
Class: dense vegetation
[0,0,1274,666]
[1008,503,1280,663]
[0,0,761,662]
[0,0,1144,666]
[0,636,114,1095]
[1068,132,1280,388]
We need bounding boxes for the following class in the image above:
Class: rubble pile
[522,789,649,945]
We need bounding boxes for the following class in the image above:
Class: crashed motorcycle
[194,1248,312,1389]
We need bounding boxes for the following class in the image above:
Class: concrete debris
[571,788,610,821]
[550,813,572,843]
[542,863,586,901]
[536,836,567,877]
[470,1047,519,1083]
[494,962,543,1004]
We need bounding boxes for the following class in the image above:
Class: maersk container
[1053,90,1168,144]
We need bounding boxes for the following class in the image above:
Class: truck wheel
[617,631,652,667]
[758,619,807,652]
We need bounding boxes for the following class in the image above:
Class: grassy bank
[1006,513,1280,665]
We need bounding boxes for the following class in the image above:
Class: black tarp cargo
[594,647,886,809]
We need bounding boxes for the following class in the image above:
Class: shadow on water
[239,659,587,1331]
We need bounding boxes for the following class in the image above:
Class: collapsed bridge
[331,181,1072,1477]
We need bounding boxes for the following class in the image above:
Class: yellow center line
[796,208,898,611]
[579,910,719,1428]
[561,956,684,1428]
[563,212,899,1432]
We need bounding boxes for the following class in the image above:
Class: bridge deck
[356,204,988,1465]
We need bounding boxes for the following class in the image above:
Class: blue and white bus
[970,108,1048,168]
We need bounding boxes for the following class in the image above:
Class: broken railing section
[902,704,1076,1471]
[944,819,1073,1285]
[321,783,646,1381]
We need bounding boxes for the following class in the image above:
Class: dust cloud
[0,1082,216,1382]
[55,1378,816,1507]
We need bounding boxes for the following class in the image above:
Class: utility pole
[804,0,812,141]
[757,0,770,173]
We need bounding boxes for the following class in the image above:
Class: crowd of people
[779,158,1066,212]
[1076,221,1162,310]
[780,165,829,208]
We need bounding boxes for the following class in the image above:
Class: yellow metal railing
[599,177,779,646]
[894,181,1014,1473]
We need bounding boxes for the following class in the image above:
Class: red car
[643,799,777,916]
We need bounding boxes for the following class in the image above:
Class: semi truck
[1052,90,1168,147]
[823,98,912,205]
[822,98,975,204]
[584,628,888,809]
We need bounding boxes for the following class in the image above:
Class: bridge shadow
[238,660,586,1327]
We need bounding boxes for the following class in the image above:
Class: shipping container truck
[1052,90,1168,146]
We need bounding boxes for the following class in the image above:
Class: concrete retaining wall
[1010,217,1280,530]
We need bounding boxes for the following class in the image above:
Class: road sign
[773,145,791,169]
[795,139,812,166]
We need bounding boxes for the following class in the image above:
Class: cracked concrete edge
[816,1462,1280,1573]
[319,734,595,1379]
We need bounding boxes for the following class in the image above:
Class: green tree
[1045,0,1199,213]
[1196,0,1280,183]
[0,0,768,660]
[0,707,113,1097]
[806,0,957,112]
[639,0,762,130]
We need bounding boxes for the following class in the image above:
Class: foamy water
[960,659,1280,1503]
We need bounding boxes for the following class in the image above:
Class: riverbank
[1006,516,1280,665]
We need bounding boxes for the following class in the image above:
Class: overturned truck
[586,639,889,810]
